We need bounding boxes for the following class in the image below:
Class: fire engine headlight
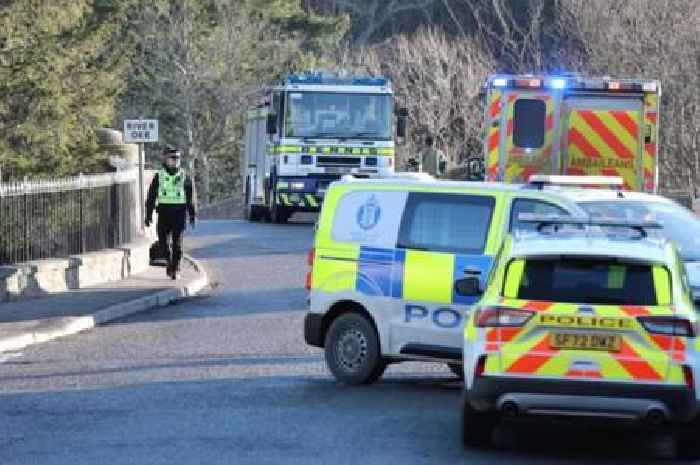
[291,182,305,190]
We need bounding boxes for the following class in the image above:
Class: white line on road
[0,352,24,363]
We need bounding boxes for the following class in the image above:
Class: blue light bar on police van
[493,78,508,87]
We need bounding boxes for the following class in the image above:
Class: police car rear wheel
[325,313,385,385]
[675,417,700,460]
[462,396,496,448]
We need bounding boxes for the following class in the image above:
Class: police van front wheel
[324,313,385,385]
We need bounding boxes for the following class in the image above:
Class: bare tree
[463,0,553,72]
[330,0,439,46]
[353,28,495,172]
[559,0,700,193]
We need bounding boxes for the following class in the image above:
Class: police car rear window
[515,258,657,305]
[398,193,494,255]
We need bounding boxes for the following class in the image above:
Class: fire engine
[243,73,407,223]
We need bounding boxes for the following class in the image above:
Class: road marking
[0,352,24,363]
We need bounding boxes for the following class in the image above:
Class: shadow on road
[106,287,307,324]
[0,373,683,464]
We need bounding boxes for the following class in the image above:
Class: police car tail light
[474,355,487,377]
[683,365,694,391]
[475,306,534,327]
[637,316,695,337]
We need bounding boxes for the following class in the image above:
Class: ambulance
[303,176,585,384]
[460,215,700,459]
[482,74,660,192]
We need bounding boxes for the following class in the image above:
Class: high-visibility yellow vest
[157,169,186,205]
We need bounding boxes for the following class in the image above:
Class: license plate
[551,332,621,351]
[325,167,351,174]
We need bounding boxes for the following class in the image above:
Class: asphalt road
[0,216,692,464]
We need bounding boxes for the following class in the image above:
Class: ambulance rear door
[561,96,644,190]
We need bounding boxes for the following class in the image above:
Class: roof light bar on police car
[528,175,625,189]
[516,213,662,238]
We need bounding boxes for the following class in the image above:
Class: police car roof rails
[527,175,625,190]
[517,213,662,239]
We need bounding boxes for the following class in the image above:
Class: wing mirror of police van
[396,107,409,140]
[455,277,482,296]
[266,113,277,135]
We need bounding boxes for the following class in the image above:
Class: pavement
[0,217,688,465]
[0,255,209,353]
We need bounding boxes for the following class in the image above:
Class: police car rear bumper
[304,312,324,348]
[467,377,699,424]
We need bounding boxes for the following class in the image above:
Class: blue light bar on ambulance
[549,78,567,90]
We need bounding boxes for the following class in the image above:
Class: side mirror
[466,156,485,181]
[396,107,409,139]
[266,113,277,135]
[455,277,481,296]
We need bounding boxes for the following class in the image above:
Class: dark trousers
[157,209,186,272]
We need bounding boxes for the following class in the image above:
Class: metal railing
[0,171,138,266]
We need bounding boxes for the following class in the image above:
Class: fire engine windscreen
[284,92,393,140]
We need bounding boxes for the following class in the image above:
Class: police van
[303,176,586,384]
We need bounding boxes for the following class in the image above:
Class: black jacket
[145,170,196,222]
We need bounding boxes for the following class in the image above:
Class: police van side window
[397,193,494,255]
[510,198,568,233]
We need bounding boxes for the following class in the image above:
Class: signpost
[124,119,159,230]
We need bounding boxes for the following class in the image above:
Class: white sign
[124,119,158,143]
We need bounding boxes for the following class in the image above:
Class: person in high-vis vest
[145,146,196,279]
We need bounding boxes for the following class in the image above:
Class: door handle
[463,267,482,276]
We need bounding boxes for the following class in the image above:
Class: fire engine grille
[317,156,361,167]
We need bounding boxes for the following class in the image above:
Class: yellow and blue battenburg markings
[354,246,493,305]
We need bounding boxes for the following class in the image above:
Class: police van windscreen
[284,92,393,140]
[514,258,657,305]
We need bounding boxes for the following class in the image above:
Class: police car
[303,176,586,384]
[461,215,700,459]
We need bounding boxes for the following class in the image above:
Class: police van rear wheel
[325,313,385,385]
[462,396,496,448]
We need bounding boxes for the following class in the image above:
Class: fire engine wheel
[244,181,262,222]
[324,313,385,385]
[267,186,290,224]
[461,395,497,448]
